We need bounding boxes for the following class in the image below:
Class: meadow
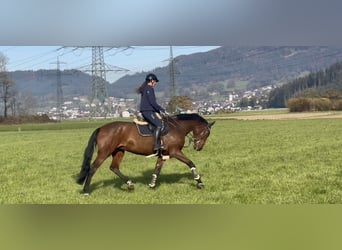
[0,114,341,204]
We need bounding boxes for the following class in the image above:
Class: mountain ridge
[111,46,342,99]
[7,46,342,105]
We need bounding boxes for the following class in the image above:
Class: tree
[0,52,16,118]
[166,95,193,113]
[240,97,249,107]
[17,92,37,115]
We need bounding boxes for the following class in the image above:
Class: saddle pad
[135,123,153,137]
[135,123,169,137]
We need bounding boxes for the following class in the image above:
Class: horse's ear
[208,121,215,128]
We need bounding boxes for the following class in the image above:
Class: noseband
[190,124,212,149]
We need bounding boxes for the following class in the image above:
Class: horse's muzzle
[194,142,203,151]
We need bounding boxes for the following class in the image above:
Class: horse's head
[192,121,215,151]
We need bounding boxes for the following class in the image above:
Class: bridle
[164,115,211,148]
[191,124,212,150]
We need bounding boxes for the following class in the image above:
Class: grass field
[1,112,341,204]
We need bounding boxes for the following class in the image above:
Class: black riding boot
[153,127,162,152]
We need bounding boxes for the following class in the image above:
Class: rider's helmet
[145,73,159,82]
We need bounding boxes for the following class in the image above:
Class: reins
[163,115,199,147]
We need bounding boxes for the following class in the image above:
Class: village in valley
[47,85,275,120]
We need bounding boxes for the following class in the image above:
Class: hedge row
[0,114,54,124]
[287,97,342,112]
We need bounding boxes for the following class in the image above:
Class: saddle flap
[135,123,153,136]
[134,122,169,137]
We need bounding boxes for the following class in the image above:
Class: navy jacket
[139,85,165,112]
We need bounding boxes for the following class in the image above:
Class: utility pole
[78,46,129,117]
[65,46,130,117]
[51,57,66,121]
[91,46,107,104]
[169,46,176,99]
[169,46,177,112]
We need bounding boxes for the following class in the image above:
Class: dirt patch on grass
[222,112,342,120]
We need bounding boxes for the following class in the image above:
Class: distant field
[212,110,342,120]
[1,113,341,204]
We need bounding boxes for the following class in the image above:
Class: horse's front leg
[110,149,134,190]
[149,156,166,188]
[172,150,204,189]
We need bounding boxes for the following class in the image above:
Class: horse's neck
[173,120,197,135]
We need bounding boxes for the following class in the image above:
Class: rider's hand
[161,110,169,116]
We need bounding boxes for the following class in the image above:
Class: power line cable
[8,47,61,69]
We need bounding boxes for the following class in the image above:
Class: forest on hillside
[268,62,342,109]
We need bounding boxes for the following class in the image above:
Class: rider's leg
[153,126,162,151]
[141,111,163,153]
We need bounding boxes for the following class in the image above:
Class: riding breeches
[141,111,162,128]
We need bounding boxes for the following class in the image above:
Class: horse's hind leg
[149,156,166,188]
[110,149,134,190]
[83,155,107,194]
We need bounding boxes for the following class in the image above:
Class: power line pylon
[168,46,178,112]
[169,46,176,99]
[89,47,130,104]
[51,56,66,121]
[61,46,130,117]
[91,46,107,104]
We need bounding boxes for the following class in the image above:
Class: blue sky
[0,46,219,82]
[2,1,342,46]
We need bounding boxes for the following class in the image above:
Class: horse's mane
[173,113,208,124]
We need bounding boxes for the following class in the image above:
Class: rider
[136,73,167,154]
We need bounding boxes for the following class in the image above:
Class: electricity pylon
[80,46,129,117]
[91,46,107,104]
[50,56,66,121]
[169,46,176,99]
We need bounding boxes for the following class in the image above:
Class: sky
[2,1,342,47]
[0,46,220,82]
[1,0,342,84]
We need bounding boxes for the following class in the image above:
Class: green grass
[210,108,289,118]
[1,117,341,204]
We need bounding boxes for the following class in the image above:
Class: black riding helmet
[145,73,159,82]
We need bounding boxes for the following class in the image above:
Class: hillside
[9,69,93,98]
[7,46,342,105]
[111,46,342,99]
[8,69,93,108]
[268,61,342,108]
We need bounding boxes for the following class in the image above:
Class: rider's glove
[160,110,169,117]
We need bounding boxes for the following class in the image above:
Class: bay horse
[76,113,215,194]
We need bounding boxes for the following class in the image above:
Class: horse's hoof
[126,180,135,190]
[148,183,156,189]
[197,183,204,189]
[84,192,90,196]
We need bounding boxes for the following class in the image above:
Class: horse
[76,113,215,194]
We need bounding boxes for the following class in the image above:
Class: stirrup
[145,150,170,160]
[145,152,159,158]
[145,148,162,158]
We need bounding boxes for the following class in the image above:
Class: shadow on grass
[73,169,194,193]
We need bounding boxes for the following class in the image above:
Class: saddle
[133,113,168,137]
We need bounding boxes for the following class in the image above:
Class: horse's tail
[76,128,100,185]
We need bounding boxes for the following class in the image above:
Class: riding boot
[153,127,162,152]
